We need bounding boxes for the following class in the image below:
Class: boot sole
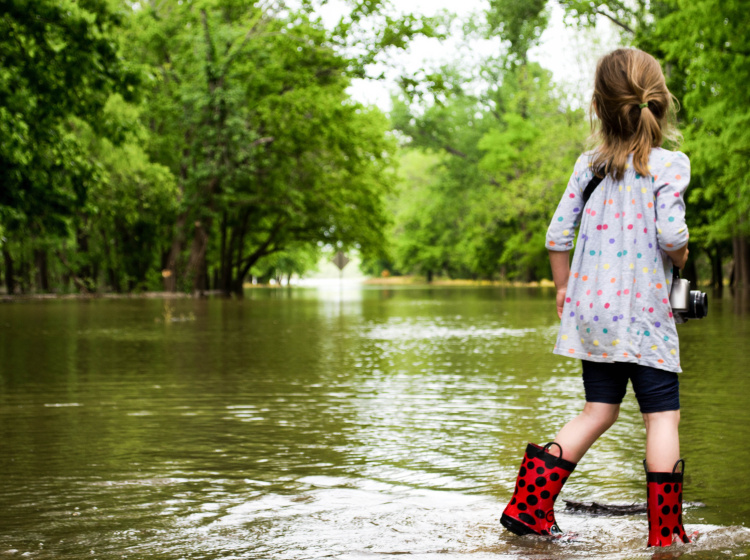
[500,513,536,536]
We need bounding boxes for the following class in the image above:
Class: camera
[669,272,708,324]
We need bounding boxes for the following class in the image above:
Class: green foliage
[3,0,747,293]
[1,0,440,295]
[388,150,453,278]
[654,0,750,241]
[389,62,587,281]
[485,0,549,61]
[481,0,644,63]
[83,96,179,291]
[469,0,750,287]
[328,0,450,77]
[126,0,402,295]
[0,0,138,230]
[251,242,322,285]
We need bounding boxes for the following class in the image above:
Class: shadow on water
[0,285,748,559]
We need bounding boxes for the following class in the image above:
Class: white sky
[316,0,623,111]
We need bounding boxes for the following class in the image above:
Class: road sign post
[332,251,350,298]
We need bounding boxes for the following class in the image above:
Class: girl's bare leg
[554,402,620,463]
[643,410,681,472]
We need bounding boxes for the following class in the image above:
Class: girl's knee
[643,409,680,429]
[583,402,620,430]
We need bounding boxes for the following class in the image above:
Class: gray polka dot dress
[546,148,690,373]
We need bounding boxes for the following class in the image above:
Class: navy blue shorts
[582,360,680,413]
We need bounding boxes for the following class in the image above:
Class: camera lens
[687,290,708,319]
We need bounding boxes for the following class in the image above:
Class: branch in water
[564,500,705,516]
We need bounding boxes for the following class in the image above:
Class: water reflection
[0,288,748,559]
[731,286,750,316]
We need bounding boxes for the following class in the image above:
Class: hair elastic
[639,102,648,108]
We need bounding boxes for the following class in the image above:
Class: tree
[128,0,436,296]
[251,242,322,286]
[388,150,457,281]
[653,0,750,288]
[482,0,750,290]
[390,61,586,281]
[80,95,179,292]
[0,0,138,291]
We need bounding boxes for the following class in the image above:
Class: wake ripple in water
[364,320,535,341]
[177,476,750,560]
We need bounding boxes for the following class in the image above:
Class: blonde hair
[590,48,681,181]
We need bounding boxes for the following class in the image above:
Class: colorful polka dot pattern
[546,149,691,373]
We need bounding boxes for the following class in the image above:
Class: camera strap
[582,171,605,206]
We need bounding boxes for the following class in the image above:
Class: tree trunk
[220,209,249,298]
[92,257,100,292]
[19,250,30,294]
[108,266,122,293]
[231,218,285,297]
[232,267,245,298]
[682,253,698,287]
[733,235,750,289]
[232,224,244,298]
[220,226,236,297]
[164,211,187,292]
[101,228,121,293]
[202,256,210,294]
[426,269,433,283]
[164,133,193,293]
[709,244,723,297]
[34,249,49,292]
[2,247,15,295]
[218,211,229,295]
[55,250,90,294]
[229,211,253,299]
[186,219,211,295]
[526,265,538,283]
[184,170,220,294]
[76,226,92,287]
[231,255,245,297]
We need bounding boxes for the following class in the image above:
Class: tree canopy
[1,0,749,294]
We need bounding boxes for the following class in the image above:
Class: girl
[500,48,692,547]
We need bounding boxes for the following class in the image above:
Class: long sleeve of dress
[546,156,591,251]
[654,151,690,251]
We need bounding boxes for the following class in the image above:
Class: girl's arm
[549,250,571,319]
[546,156,588,318]
[655,152,690,263]
[666,244,689,270]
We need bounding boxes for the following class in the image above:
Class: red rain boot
[645,459,692,547]
[501,442,577,536]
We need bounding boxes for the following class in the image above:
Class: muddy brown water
[1,284,749,559]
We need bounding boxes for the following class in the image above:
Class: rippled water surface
[1,285,749,559]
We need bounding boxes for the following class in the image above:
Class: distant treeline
[370,0,750,293]
[1,0,748,296]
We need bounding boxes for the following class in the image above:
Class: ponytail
[590,49,681,181]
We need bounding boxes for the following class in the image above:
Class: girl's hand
[556,287,567,319]
[665,244,689,270]
[549,250,571,319]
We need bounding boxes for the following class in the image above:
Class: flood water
[1,284,749,559]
